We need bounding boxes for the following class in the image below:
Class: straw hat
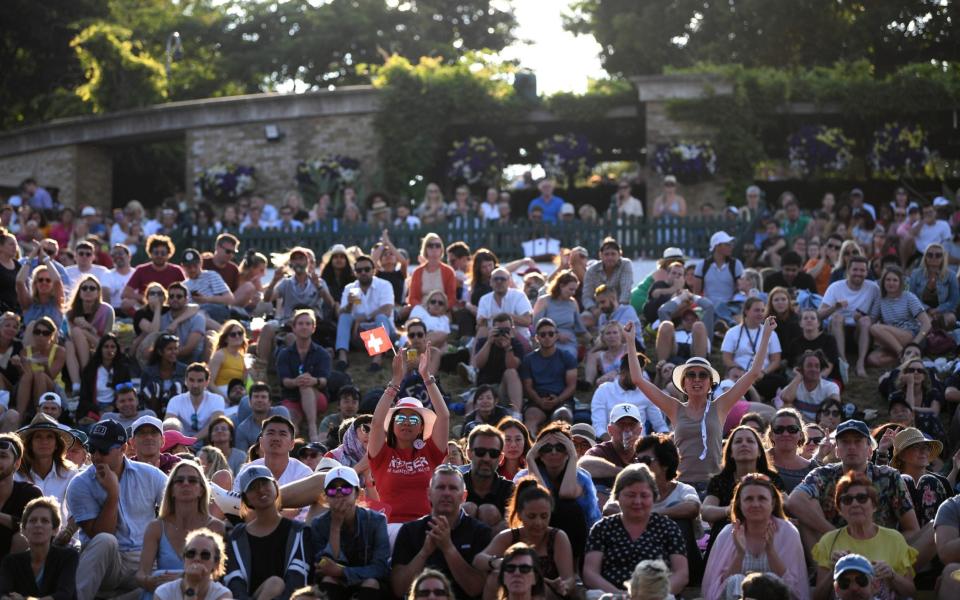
[892,427,942,462]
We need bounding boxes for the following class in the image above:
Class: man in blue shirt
[527,179,566,224]
[66,419,167,600]
[276,309,331,443]
[20,178,55,211]
[519,318,578,435]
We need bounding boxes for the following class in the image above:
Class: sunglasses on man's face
[836,573,869,590]
[492,276,509,283]
[77,251,93,257]
[168,294,186,300]
[408,331,424,339]
[354,266,372,273]
[471,447,501,459]
[502,564,534,574]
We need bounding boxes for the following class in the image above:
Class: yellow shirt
[214,350,245,386]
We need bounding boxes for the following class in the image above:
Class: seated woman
[140,334,188,415]
[0,496,78,600]
[890,427,951,526]
[326,415,376,496]
[461,385,512,438]
[721,298,785,401]
[309,465,389,600]
[764,287,801,348]
[0,312,23,423]
[137,460,225,599]
[207,416,248,476]
[811,471,917,600]
[63,275,114,400]
[14,414,78,511]
[584,321,627,387]
[878,342,943,399]
[497,417,531,481]
[368,349,449,525]
[408,290,451,351]
[815,398,844,434]
[226,465,313,600]
[15,316,65,418]
[532,270,586,360]
[868,265,931,368]
[154,528,231,600]
[801,423,832,463]
[702,426,785,556]
[406,233,457,316]
[496,543,547,600]
[16,254,64,332]
[635,433,704,585]
[232,251,268,314]
[514,422,601,565]
[77,333,133,420]
[766,408,816,493]
[474,478,576,600]
[582,464,688,596]
[702,473,808,600]
[889,357,947,445]
[906,242,959,331]
[406,569,455,600]
[208,320,249,399]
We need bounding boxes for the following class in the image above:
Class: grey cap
[235,465,275,493]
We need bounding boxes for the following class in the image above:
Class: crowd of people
[0,176,959,600]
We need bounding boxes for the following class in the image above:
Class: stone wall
[186,112,380,205]
[0,145,112,210]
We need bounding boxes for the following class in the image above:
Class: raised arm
[420,345,449,445]
[367,350,405,459]
[623,322,682,422]
[716,316,777,416]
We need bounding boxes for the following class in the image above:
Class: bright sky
[500,0,607,94]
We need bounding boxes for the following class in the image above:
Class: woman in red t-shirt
[368,347,450,523]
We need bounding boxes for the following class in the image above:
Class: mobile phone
[406,348,418,363]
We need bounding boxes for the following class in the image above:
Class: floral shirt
[585,513,685,590]
[795,462,913,528]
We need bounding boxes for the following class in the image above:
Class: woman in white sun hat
[368,346,450,524]
[624,317,777,495]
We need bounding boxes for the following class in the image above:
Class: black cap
[86,419,128,453]
[297,442,328,457]
[181,248,201,264]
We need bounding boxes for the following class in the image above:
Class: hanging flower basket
[295,155,361,195]
[447,136,503,186]
[787,125,854,178]
[537,133,599,186]
[869,122,932,179]
[652,141,718,182]
[195,164,256,202]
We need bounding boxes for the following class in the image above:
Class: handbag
[925,328,957,356]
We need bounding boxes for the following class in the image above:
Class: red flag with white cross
[359,326,392,356]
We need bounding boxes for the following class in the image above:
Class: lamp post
[165,31,183,90]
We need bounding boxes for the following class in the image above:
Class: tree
[566,0,960,76]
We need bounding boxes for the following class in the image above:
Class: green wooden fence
[183,216,753,261]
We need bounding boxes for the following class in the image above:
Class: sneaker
[838,358,849,384]
[457,362,477,385]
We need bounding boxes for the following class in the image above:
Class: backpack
[696,256,740,291]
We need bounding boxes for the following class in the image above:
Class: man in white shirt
[165,363,225,439]
[476,267,533,342]
[334,254,396,371]
[180,248,234,324]
[64,240,110,299]
[590,358,669,436]
[903,202,952,258]
[234,415,313,519]
[101,244,134,311]
[780,350,841,420]
[819,255,879,377]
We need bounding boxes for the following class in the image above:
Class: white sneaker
[458,362,477,385]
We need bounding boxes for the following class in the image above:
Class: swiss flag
[359,326,392,356]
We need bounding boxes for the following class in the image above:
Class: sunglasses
[429,299,446,306]
[222,247,236,255]
[114,381,136,392]
[0,439,21,459]
[168,294,186,300]
[636,455,656,465]
[927,252,943,258]
[903,367,925,374]
[805,437,824,445]
[502,564,534,574]
[325,485,354,497]
[426,242,442,249]
[822,409,842,417]
[184,548,214,561]
[684,370,710,380]
[539,442,565,454]
[395,414,422,426]
[191,414,199,430]
[471,447,501,459]
[80,285,99,292]
[772,425,800,435]
[173,476,202,486]
[838,493,871,506]
[77,251,93,257]
[147,290,164,297]
[228,330,245,338]
[537,330,557,338]
[35,278,52,284]
[837,573,869,590]
[415,590,449,598]
[827,243,842,250]
[354,266,372,273]
[408,331,424,339]
[33,328,53,337]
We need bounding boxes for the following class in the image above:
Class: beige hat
[892,427,942,462]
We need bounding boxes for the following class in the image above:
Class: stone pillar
[0,144,111,210]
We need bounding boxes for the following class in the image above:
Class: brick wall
[186,112,380,205]
[0,145,112,210]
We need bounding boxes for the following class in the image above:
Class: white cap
[80,206,98,217]
[609,403,642,424]
[323,465,360,488]
[662,247,684,259]
[933,196,951,207]
[709,231,735,251]
[315,456,342,473]
[38,392,61,407]
[560,202,575,215]
[131,415,163,435]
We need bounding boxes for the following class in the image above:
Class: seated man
[519,318,578,435]
[469,312,525,413]
[276,309,330,443]
[780,350,841,421]
[164,362,225,440]
[121,234,185,314]
[590,358,669,437]
[818,255,879,378]
[763,250,817,295]
[460,425,514,531]
[595,284,643,347]
[391,465,491,600]
[180,247,234,324]
[581,237,635,329]
[832,554,879,600]
[161,282,208,363]
[234,382,292,451]
[130,415,181,474]
[935,495,960,600]
[334,254,396,372]
[66,419,167,600]
[100,382,157,431]
[475,267,533,345]
[786,420,928,561]
[579,403,649,504]
[655,305,710,364]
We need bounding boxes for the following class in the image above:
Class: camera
[495,327,511,337]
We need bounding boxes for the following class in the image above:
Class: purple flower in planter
[195,164,256,202]
[652,141,717,182]
[447,137,503,185]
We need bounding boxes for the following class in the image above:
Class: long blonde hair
[158,461,211,519]
[922,243,950,280]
